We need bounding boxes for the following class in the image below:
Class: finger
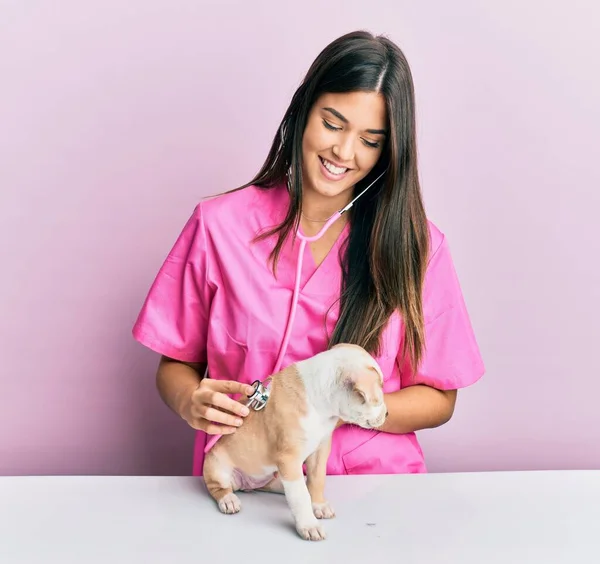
[188,417,238,435]
[200,391,250,418]
[203,422,238,435]
[205,379,255,397]
[191,397,248,421]
[201,406,244,428]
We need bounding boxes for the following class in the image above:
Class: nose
[332,134,355,163]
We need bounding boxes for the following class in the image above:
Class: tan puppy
[203,343,388,541]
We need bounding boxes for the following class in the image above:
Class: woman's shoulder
[188,181,288,244]
[423,218,464,301]
[198,184,258,216]
[198,182,287,223]
[426,219,447,258]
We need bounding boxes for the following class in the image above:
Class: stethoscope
[204,168,387,454]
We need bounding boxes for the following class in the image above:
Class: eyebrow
[322,106,387,135]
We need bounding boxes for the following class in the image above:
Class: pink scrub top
[132,182,485,475]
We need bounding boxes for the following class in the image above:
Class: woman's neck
[300,186,352,223]
[299,186,352,236]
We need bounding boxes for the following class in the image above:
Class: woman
[132,30,485,476]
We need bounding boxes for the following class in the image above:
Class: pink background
[1,1,598,476]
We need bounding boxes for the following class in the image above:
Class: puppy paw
[296,518,326,541]
[218,493,241,514]
[312,501,335,519]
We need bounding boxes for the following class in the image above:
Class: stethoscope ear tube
[296,168,388,243]
[339,168,388,214]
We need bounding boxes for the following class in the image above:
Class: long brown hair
[235,31,430,374]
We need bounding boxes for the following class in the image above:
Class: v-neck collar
[248,183,349,297]
[298,221,349,293]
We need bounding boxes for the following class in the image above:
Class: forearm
[378,385,457,434]
[156,356,206,419]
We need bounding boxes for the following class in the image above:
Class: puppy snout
[365,407,388,428]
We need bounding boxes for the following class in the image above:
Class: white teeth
[322,158,348,175]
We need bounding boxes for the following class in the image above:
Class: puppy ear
[341,376,367,403]
[352,382,367,403]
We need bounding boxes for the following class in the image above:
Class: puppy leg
[305,436,335,519]
[203,451,241,514]
[277,456,326,541]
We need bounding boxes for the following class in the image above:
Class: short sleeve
[132,204,213,363]
[400,232,485,390]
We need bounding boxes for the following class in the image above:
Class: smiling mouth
[319,156,350,176]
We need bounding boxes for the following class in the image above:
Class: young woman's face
[301,90,387,203]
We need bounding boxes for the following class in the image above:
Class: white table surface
[1,470,599,563]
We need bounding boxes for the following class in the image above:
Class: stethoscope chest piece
[245,380,270,411]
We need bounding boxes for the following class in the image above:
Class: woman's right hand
[181,378,256,435]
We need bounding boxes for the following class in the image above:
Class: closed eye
[323,120,381,149]
[362,139,380,149]
[322,119,341,131]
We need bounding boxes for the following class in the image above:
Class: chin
[307,167,355,199]
[312,182,350,200]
